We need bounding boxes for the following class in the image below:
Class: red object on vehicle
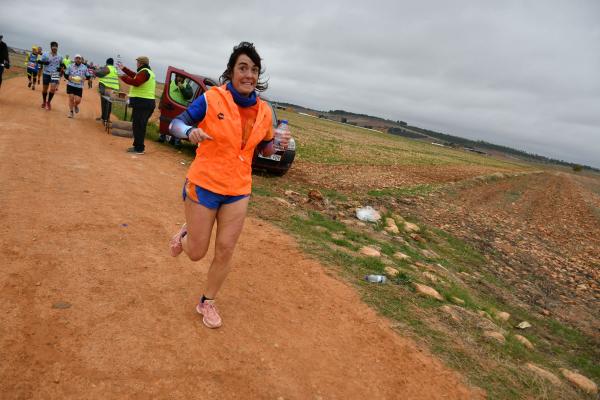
[158,66,217,136]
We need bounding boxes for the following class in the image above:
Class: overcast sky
[2,0,599,167]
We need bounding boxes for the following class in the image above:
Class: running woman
[25,46,40,90]
[39,41,64,110]
[168,42,290,329]
[64,54,90,118]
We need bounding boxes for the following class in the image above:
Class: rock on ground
[393,252,411,260]
[440,305,461,322]
[559,368,598,394]
[422,271,438,283]
[451,297,465,305]
[359,246,381,257]
[404,222,420,232]
[384,266,400,278]
[413,283,444,301]
[421,249,439,259]
[495,311,510,321]
[514,335,533,349]
[525,363,561,386]
[483,331,505,344]
[274,197,293,207]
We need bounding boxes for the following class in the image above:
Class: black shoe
[28,82,32,88]
[126,147,145,155]
[158,134,166,143]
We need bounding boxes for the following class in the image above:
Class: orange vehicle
[158,66,296,175]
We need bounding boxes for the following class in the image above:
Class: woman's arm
[169,94,209,140]
[257,140,275,156]
[120,69,148,86]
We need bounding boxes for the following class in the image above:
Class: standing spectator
[0,35,10,92]
[94,58,120,123]
[118,56,156,155]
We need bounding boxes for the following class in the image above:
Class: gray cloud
[2,0,599,167]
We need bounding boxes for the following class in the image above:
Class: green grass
[279,109,531,170]
[268,206,598,399]
[247,109,597,398]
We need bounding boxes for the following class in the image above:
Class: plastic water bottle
[365,275,387,283]
[116,54,123,75]
[273,120,289,151]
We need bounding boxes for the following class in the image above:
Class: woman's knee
[213,240,237,262]
[186,240,209,261]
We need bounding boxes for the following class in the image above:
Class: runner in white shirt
[39,41,64,111]
[64,54,90,118]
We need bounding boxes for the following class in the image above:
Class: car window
[269,103,278,128]
[169,72,200,106]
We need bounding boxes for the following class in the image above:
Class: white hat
[74,54,82,59]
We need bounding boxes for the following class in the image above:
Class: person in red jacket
[168,42,290,329]
[117,56,156,154]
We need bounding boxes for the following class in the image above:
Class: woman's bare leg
[203,197,249,299]
[181,197,217,261]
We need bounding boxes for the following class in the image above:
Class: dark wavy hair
[220,42,268,92]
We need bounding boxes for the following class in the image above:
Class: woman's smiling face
[231,54,259,96]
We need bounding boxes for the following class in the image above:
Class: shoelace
[203,302,220,319]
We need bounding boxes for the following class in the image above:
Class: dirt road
[0,78,483,399]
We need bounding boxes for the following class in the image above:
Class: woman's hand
[188,128,213,145]
[277,131,291,149]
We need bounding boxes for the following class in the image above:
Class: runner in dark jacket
[0,35,11,91]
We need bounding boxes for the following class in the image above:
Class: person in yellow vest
[158,73,193,146]
[118,55,156,155]
[167,42,290,329]
[25,46,40,90]
[94,58,120,123]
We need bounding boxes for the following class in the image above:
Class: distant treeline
[388,127,427,139]
[274,103,598,172]
[407,126,598,171]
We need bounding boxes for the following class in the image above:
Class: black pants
[98,84,113,122]
[130,98,156,152]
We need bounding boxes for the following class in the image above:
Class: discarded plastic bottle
[365,274,387,283]
[273,120,289,151]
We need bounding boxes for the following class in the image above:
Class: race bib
[27,61,37,69]
[51,72,60,80]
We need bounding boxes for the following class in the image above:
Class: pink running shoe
[196,300,222,328]
[46,102,52,111]
[169,223,187,257]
